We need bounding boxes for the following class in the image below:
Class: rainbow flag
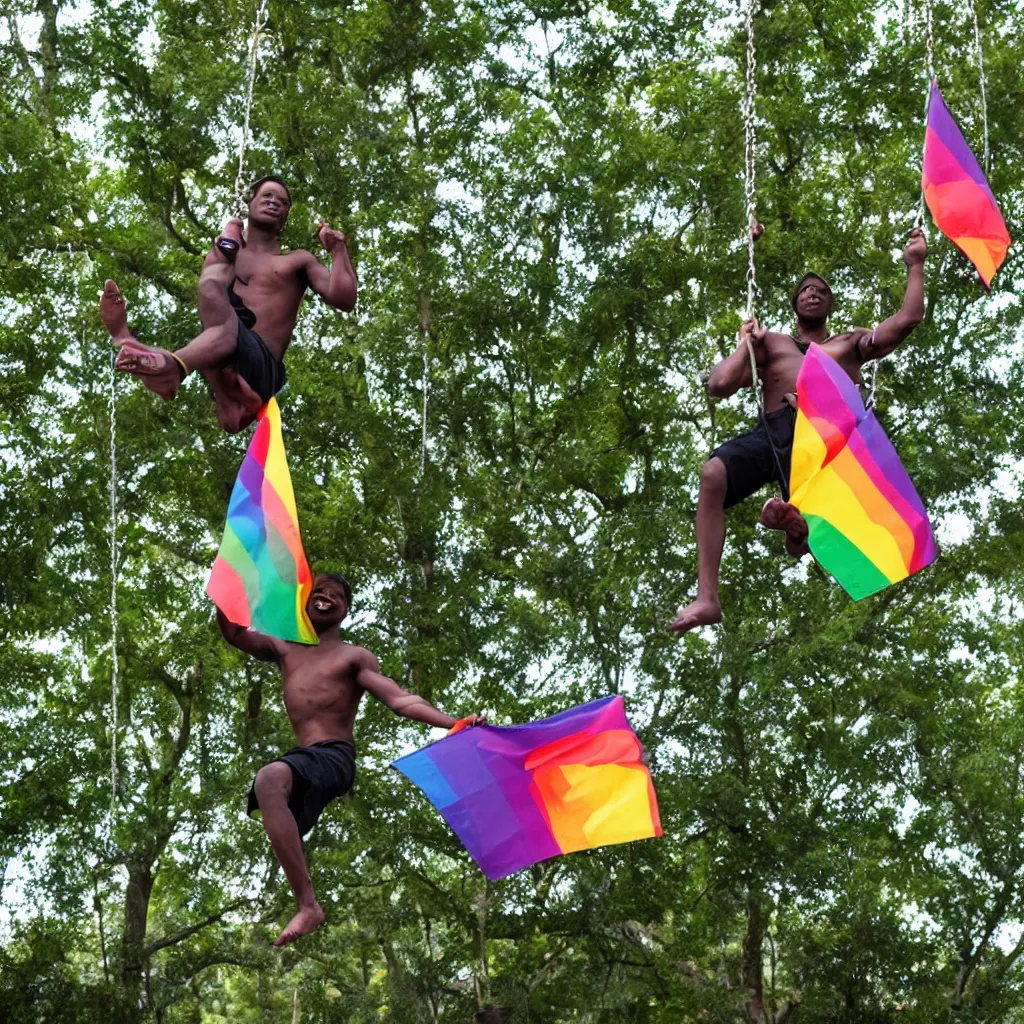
[393,696,662,880]
[923,80,1010,289]
[207,397,317,644]
[789,345,936,600]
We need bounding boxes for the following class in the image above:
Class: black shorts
[248,739,355,837]
[229,285,286,403]
[710,406,796,509]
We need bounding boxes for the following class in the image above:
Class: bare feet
[668,595,722,635]
[761,498,810,557]
[203,367,264,433]
[273,902,326,948]
[99,280,134,346]
[114,340,181,401]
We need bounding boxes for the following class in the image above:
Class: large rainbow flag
[393,696,662,880]
[788,345,937,600]
[922,80,1010,289]
[207,397,318,644]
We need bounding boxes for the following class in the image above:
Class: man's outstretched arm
[305,223,357,312]
[354,650,482,730]
[216,609,285,663]
[861,228,928,361]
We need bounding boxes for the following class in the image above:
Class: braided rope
[231,0,271,218]
[108,343,119,823]
[419,348,429,480]
[917,0,936,227]
[965,0,990,172]
[743,0,760,320]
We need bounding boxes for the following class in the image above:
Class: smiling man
[669,227,928,635]
[217,572,483,947]
[100,176,358,433]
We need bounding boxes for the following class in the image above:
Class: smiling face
[306,574,350,633]
[247,179,291,233]
[792,274,833,324]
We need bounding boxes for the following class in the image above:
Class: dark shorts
[710,406,796,509]
[229,285,286,403]
[248,739,356,837]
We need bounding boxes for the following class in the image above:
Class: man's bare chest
[234,253,306,296]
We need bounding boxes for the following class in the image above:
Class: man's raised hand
[903,227,928,267]
[317,221,347,252]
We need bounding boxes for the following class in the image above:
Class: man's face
[306,575,349,631]
[248,181,291,231]
[794,278,832,321]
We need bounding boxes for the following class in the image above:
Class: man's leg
[252,761,326,948]
[111,223,244,400]
[669,457,728,634]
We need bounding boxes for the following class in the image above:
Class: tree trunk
[743,897,765,1022]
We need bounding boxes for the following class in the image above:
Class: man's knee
[700,457,728,499]
[254,761,293,804]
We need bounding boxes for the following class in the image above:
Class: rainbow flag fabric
[393,696,662,880]
[207,397,317,644]
[788,345,937,601]
[922,80,1010,289]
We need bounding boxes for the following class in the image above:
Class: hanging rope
[743,0,760,321]
[419,349,429,480]
[923,0,936,84]
[916,0,936,227]
[964,0,990,172]
[230,0,271,218]
[108,344,120,823]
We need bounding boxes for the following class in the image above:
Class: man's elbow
[706,375,733,399]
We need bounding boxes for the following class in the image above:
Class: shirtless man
[217,572,483,947]
[669,227,928,635]
[100,176,357,433]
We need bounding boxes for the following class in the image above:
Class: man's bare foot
[272,902,325,948]
[668,595,722,635]
[99,280,134,346]
[208,368,264,433]
[114,340,181,401]
[761,498,810,557]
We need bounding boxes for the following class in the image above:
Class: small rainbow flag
[207,397,317,644]
[789,345,937,601]
[923,80,1010,289]
[393,696,662,880]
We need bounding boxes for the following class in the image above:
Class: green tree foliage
[2,0,1024,1021]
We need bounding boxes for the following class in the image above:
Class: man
[669,227,928,635]
[100,176,358,433]
[217,572,483,947]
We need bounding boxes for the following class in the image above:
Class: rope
[965,0,990,172]
[419,349,429,480]
[230,0,271,218]
[917,0,936,228]
[108,342,120,823]
[743,0,760,320]
[923,0,936,86]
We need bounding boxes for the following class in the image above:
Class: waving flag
[789,345,937,600]
[922,80,1010,289]
[207,397,317,644]
[394,696,661,880]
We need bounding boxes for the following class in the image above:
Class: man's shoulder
[822,327,873,352]
[339,641,378,667]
